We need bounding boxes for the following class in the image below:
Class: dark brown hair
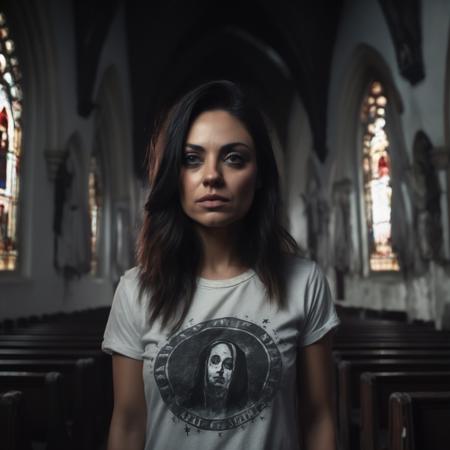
[137,80,300,331]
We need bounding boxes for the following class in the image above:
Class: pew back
[360,371,450,450]
[389,391,450,450]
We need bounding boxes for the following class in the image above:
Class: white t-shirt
[102,256,340,450]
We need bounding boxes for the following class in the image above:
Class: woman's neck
[196,225,248,280]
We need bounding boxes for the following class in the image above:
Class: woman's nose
[202,159,224,187]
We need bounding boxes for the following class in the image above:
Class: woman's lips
[199,199,229,208]
[197,195,229,208]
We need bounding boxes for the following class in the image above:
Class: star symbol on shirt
[262,318,270,324]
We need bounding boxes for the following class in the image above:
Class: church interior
[1,0,450,449]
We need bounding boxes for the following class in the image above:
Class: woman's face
[180,110,258,229]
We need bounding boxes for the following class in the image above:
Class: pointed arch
[360,80,399,271]
[93,65,134,282]
[0,0,61,279]
[442,20,450,262]
[333,44,409,276]
[0,11,22,271]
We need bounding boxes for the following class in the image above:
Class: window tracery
[360,81,399,271]
[0,12,22,271]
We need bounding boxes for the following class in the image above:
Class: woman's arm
[298,332,337,450]
[107,354,147,450]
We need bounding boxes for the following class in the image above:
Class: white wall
[0,0,134,318]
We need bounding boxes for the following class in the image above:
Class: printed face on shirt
[179,110,258,229]
[207,342,233,389]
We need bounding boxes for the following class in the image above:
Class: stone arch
[442,20,450,262]
[332,43,409,276]
[94,64,134,283]
[1,0,61,278]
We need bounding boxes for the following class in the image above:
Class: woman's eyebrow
[221,142,252,151]
[185,142,252,151]
[185,143,204,151]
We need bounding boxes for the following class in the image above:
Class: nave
[1,306,449,450]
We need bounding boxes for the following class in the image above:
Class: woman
[102,80,339,450]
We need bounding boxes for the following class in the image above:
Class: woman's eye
[183,153,201,165]
[225,153,245,165]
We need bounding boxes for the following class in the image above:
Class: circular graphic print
[154,317,282,431]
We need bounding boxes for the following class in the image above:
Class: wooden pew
[0,307,111,449]
[337,359,450,450]
[0,339,102,349]
[332,349,450,391]
[389,391,450,450]
[7,309,109,336]
[0,348,112,444]
[360,371,450,450]
[0,334,101,343]
[331,349,450,432]
[334,322,450,349]
[0,358,96,450]
[0,371,68,450]
[333,349,450,362]
[0,390,30,450]
[334,340,450,350]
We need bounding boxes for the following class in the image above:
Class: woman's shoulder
[283,253,318,278]
[282,254,330,294]
[122,266,140,282]
[116,266,141,296]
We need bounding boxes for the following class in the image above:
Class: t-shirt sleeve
[298,262,340,347]
[102,275,145,360]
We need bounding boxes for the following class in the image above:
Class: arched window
[360,80,399,272]
[0,12,22,271]
[88,154,103,275]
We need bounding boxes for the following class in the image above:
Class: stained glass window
[360,81,399,272]
[88,155,102,275]
[0,12,22,271]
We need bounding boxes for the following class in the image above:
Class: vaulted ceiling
[71,0,426,178]
[124,0,344,176]
[73,0,344,177]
